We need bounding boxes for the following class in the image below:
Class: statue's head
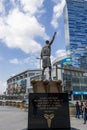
[46,40,49,44]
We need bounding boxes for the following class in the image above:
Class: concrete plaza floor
[0,106,28,130]
[70,116,87,130]
[0,106,87,130]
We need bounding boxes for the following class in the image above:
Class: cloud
[51,0,66,28]
[0,0,3,13]
[9,56,32,65]
[0,81,7,94]
[9,57,32,64]
[20,0,44,15]
[0,0,5,15]
[9,55,38,65]
[0,0,48,54]
[56,49,66,57]
[51,55,56,63]
[9,58,22,64]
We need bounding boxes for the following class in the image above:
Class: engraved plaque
[28,93,71,130]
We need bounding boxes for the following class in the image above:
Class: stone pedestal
[28,81,71,130]
[31,80,62,93]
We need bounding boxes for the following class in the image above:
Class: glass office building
[64,0,87,70]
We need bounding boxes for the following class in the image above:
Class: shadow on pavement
[71,128,80,130]
[23,128,80,130]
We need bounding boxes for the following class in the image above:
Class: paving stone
[0,106,87,130]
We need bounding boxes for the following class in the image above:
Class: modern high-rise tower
[64,0,87,70]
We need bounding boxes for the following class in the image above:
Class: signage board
[28,93,70,130]
[61,58,72,67]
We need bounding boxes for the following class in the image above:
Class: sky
[0,0,66,94]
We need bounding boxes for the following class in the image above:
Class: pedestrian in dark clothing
[83,102,87,124]
[75,101,80,119]
[80,102,83,118]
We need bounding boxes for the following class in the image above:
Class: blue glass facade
[64,0,87,70]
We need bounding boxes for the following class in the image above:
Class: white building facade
[7,69,42,96]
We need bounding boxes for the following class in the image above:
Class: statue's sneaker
[49,77,52,81]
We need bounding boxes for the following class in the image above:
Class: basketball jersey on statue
[41,45,51,56]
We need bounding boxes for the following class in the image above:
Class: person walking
[80,102,83,118]
[75,101,80,119]
[83,102,87,124]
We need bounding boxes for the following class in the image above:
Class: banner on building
[61,58,72,67]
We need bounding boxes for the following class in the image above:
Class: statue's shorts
[42,56,51,68]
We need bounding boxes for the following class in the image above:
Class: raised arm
[49,32,57,46]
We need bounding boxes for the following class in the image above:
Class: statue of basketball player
[41,32,57,80]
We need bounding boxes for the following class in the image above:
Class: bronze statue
[41,32,57,80]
